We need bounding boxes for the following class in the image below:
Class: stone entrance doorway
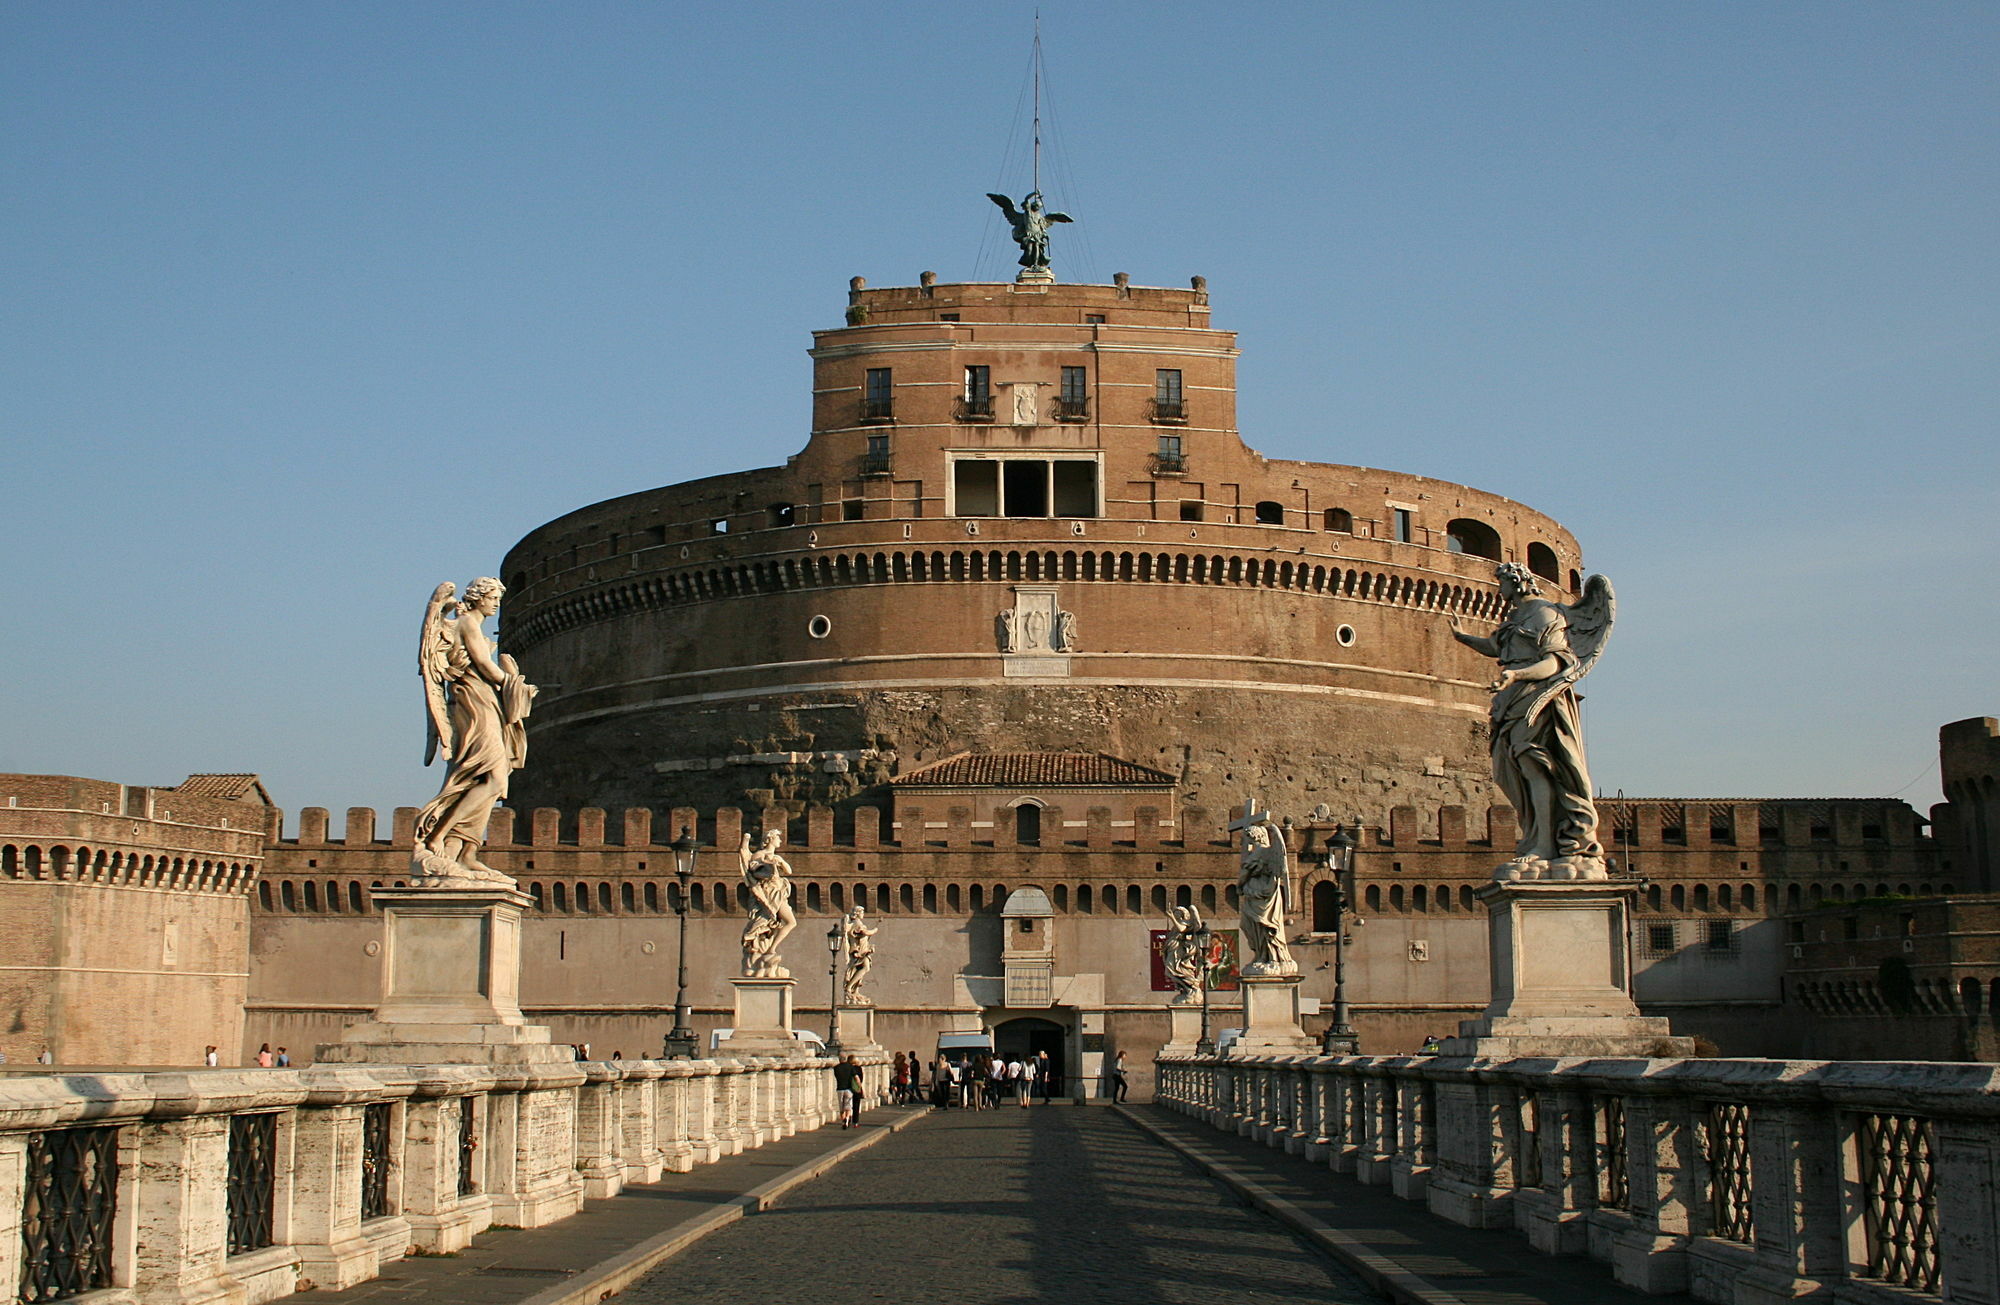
[993,1016,1067,1097]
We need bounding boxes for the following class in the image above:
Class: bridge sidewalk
[1119,1104,1694,1305]
[292,1105,930,1305]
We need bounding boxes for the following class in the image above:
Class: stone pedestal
[1160,1004,1206,1058]
[318,885,571,1066]
[1443,880,1694,1058]
[1227,974,1317,1056]
[716,976,810,1059]
[833,1004,883,1055]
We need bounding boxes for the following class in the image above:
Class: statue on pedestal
[1161,904,1207,1004]
[1448,563,1615,881]
[1232,801,1296,976]
[414,579,536,885]
[738,830,797,977]
[842,905,877,1005]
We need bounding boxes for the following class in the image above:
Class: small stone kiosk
[1428,565,1693,1253]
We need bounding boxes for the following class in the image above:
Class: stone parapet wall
[1156,1052,2000,1305]
[0,1052,877,1304]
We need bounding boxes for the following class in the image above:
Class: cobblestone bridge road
[619,1107,1382,1305]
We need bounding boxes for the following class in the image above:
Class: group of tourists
[930,1050,1053,1109]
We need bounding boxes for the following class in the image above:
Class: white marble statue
[414,579,537,884]
[1448,562,1614,881]
[1162,904,1207,1004]
[738,830,798,977]
[1234,801,1296,976]
[842,904,878,1005]
[996,608,1017,653]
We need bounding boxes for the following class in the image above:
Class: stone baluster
[620,1064,665,1183]
[1933,1112,2000,1304]
[399,1086,491,1254]
[1603,1081,1698,1295]
[289,1083,400,1291]
[1358,1067,1398,1185]
[1427,1064,1523,1229]
[1390,1069,1434,1201]
[127,1115,239,1303]
[1514,1077,1597,1254]
[573,1064,625,1198]
[1734,1096,1846,1304]
[658,1065,697,1172]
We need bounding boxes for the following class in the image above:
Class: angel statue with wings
[1236,805,1297,977]
[1161,903,1209,1005]
[987,190,1073,272]
[414,578,537,884]
[738,830,798,978]
[1449,562,1615,882]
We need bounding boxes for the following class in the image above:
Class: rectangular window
[842,499,865,521]
[1057,365,1088,420]
[1003,460,1049,517]
[866,433,889,459]
[1647,924,1676,954]
[1052,461,1097,517]
[1153,369,1185,422]
[939,312,960,321]
[1084,313,1106,324]
[1393,508,1413,543]
[961,365,993,420]
[1706,920,1734,951]
[863,367,893,421]
[1179,499,1204,522]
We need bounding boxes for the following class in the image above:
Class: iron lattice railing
[360,1103,393,1220]
[1599,1095,1630,1210]
[457,1097,479,1197]
[1857,1112,1941,1294]
[1705,1102,1755,1244]
[19,1126,118,1303]
[227,1114,278,1256]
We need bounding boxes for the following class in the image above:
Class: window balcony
[1150,453,1188,477]
[955,395,995,422]
[1150,397,1187,424]
[1054,397,1090,422]
[859,397,895,424]
[860,452,893,478]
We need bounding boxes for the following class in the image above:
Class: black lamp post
[661,827,699,1060]
[824,921,844,1057]
[1321,826,1361,1055]
[1193,922,1216,1056]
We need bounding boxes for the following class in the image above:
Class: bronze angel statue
[1448,563,1614,882]
[414,578,537,884]
[987,190,1072,271]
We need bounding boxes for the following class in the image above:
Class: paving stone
[619,1106,1382,1304]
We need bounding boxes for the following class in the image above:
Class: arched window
[1254,500,1284,525]
[1527,542,1560,582]
[1445,518,1502,560]
[1126,885,1142,913]
[553,882,569,912]
[644,882,660,911]
[621,883,637,912]
[1151,885,1168,913]
[1323,508,1353,533]
[923,884,937,913]
[258,881,274,911]
[1312,880,1338,932]
[1014,803,1041,845]
[1077,884,1093,914]
[598,883,614,913]
[970,884,985,912]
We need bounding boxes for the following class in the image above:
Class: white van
[707,1028,828,1054]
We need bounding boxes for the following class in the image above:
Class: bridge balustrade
[1155,1053,1998,1304]
[0,1051,883,1304]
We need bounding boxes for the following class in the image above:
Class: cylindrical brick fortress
[499,277,1583,819]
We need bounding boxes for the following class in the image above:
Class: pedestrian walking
[37,1046,53,1066]
[1035,1049,1052,1100]
[892,1052,908,1103]
[833,1055,865,1128]
[276,1047,290,1068]
[1016,1056,1036,1107]
[256,1043,273,1068]
[1111,1049,1130,1102]
[204,1045,219,1067]
[987,1055,1008,1109]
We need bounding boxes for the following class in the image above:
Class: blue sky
[3,3,1994,823]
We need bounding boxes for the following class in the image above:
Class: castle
[4,268,1994,1081]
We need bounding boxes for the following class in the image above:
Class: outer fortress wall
[493,278,1584,817]
[0,774,267,1066]
[247,796,1940,1065]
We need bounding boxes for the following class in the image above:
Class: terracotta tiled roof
[891,752,1177,788]
[172,773,273,804]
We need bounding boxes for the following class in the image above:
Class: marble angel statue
[1236,805,1297,976]
[414,578,536,884]
[1161,903,1208,1004]
[842,904,878,1005]
[738,830,798,977]
[1448,562,1614,881]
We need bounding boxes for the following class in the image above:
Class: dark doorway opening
[993,1016,1067,1099]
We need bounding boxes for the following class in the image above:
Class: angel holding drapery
[1448,563,1614,881]
[738,830,798,977]
[414,578,537,884]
